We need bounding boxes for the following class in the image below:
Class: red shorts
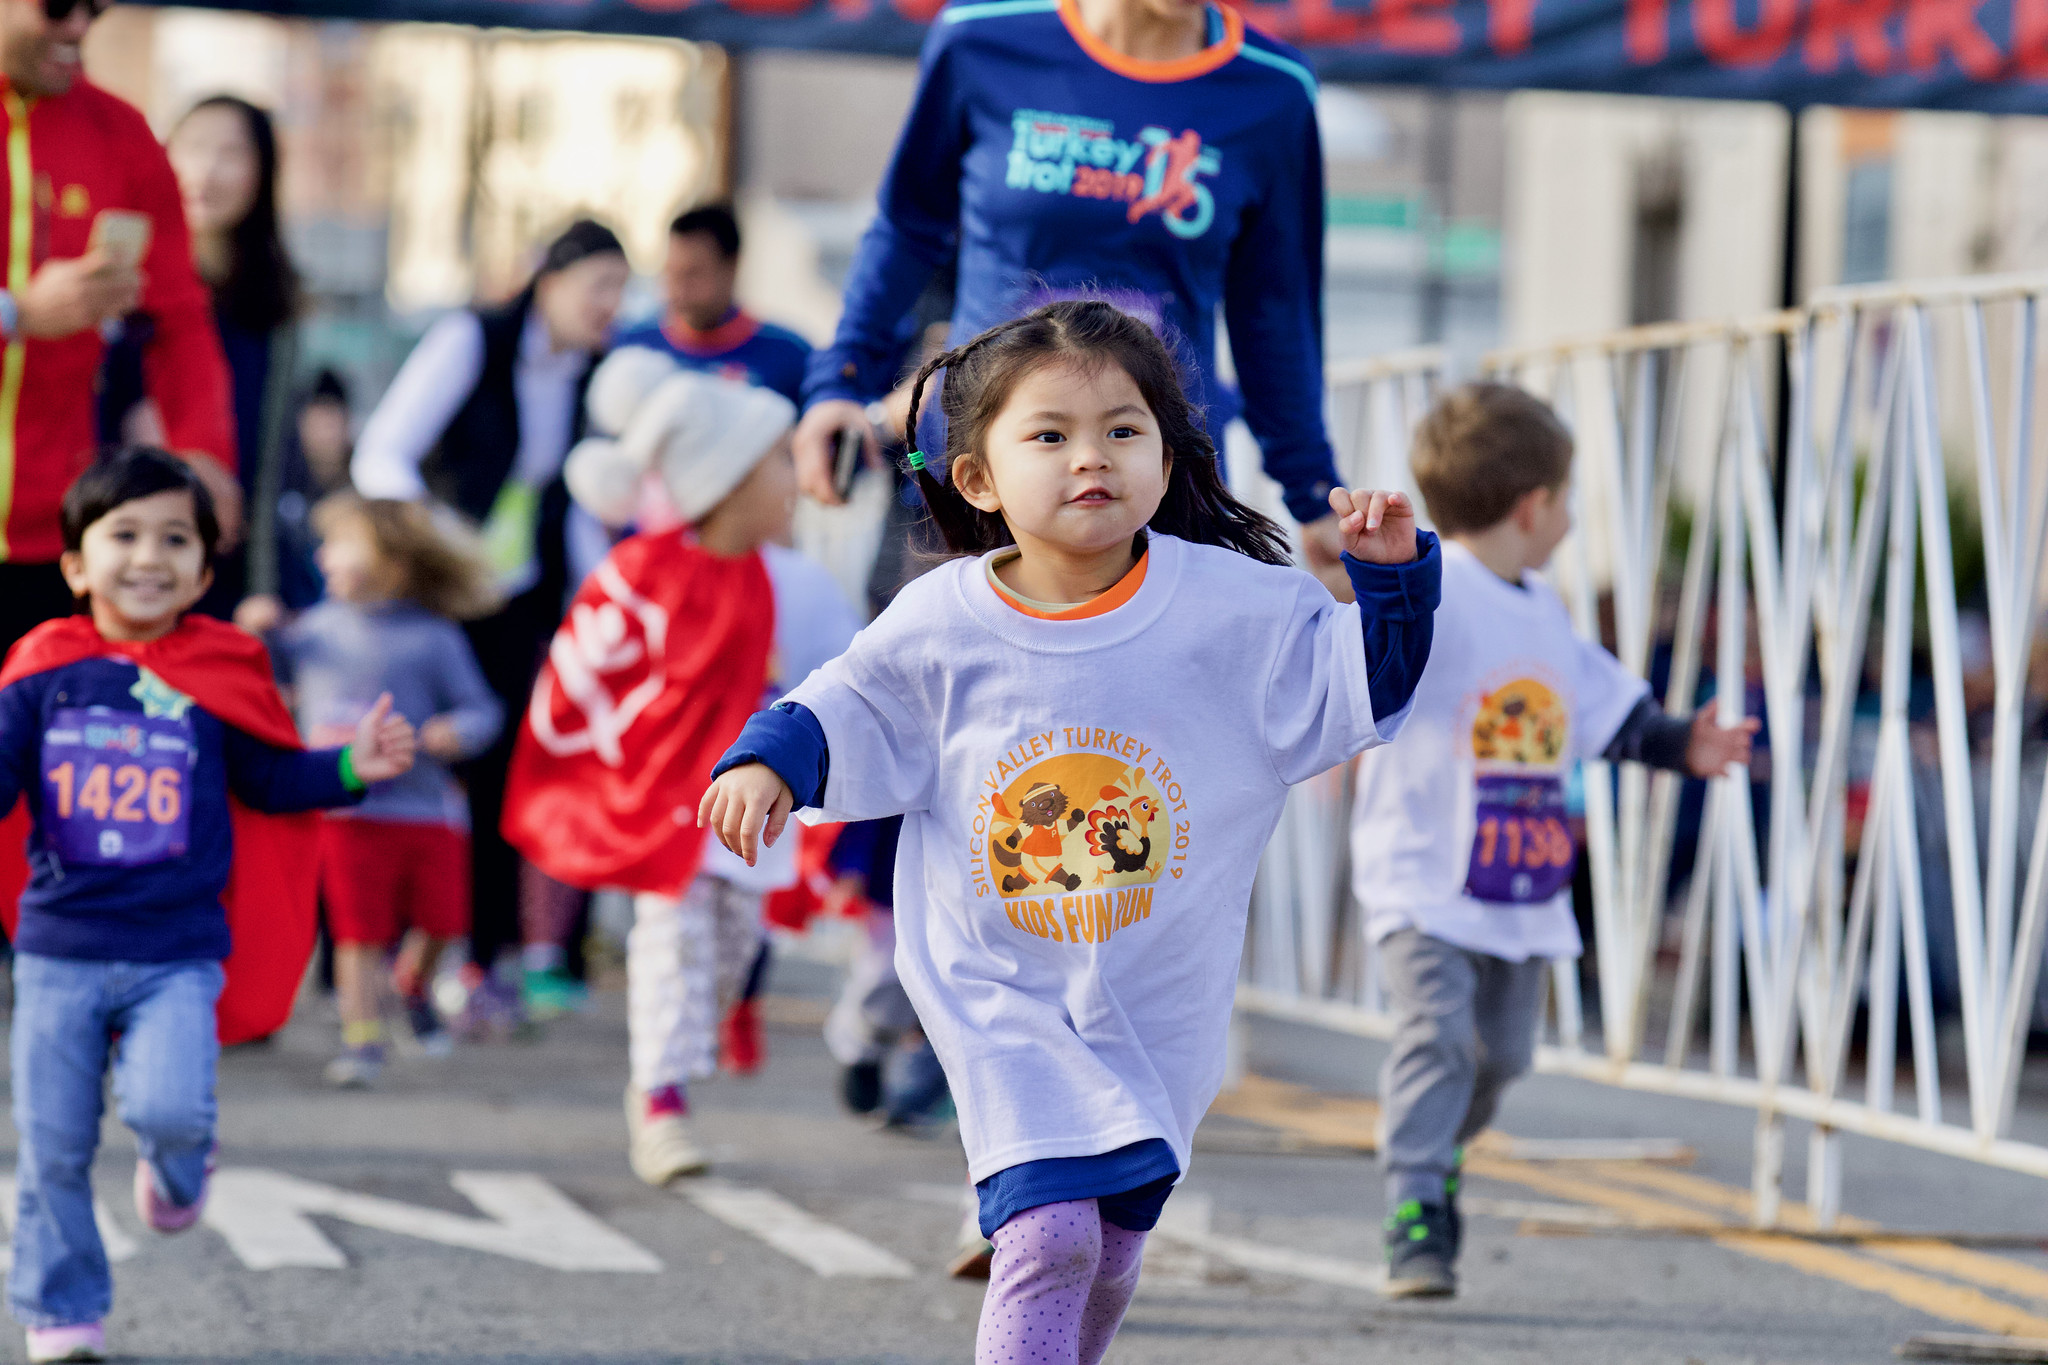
[318,818,472,945]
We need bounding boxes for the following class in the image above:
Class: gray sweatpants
[1377,928,1548,1208]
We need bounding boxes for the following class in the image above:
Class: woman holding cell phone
[0,0,239,662]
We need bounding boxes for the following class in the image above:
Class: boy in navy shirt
[612,204,811,405]
[0,449,414,1362]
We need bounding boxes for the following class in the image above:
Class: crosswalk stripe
[203,1169,663,1272]
[682,1180,915,1279]
[1214,1073,2048,1330]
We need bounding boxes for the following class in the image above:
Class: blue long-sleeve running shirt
[805,0,1342,525]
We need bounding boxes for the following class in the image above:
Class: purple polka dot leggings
[974,1199,1148,1365]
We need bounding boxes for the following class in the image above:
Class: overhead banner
[185,0,2048,112]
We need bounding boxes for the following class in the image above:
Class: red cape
[0,615,319,1044]
[503,530,775,896]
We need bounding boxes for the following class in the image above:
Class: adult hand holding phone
[16,250,141,340]
[794,399,877,505]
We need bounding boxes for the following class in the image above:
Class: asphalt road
[0,950,2043,1364]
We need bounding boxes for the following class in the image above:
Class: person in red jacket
[0,0,237,658]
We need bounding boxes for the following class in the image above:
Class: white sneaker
[25,1323,105,1362]
[625,1088,709,1185]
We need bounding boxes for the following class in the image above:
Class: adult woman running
[796,0,1345,551]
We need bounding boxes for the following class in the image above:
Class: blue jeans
[8,955,222,1328]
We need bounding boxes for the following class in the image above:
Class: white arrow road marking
[203,1170,661,1272]
[0,1177,138,1268]
[682,1180,914,1279]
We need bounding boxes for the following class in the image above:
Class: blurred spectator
[266,368,355,609]
[294,369,355,497]
[352,218,629,1012]
[0,0,236,652]
[106,95,313,634]
[613,204,810,406]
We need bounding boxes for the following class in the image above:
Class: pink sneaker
[134,1150,213,1234]
[25,1321,105,1362]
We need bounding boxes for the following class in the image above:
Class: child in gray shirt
[271,496,502,1086]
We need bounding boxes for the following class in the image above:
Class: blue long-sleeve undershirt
[715,533,1441,808]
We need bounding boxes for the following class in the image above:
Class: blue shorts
[975,1138,1179,1238]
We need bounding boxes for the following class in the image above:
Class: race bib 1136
[40,708,194,867]
[1464,773,1574,904]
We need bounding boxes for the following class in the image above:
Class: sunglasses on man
[41,0,109,24]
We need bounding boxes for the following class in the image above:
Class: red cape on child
[503,529,776,897]
[0,614,321,1045]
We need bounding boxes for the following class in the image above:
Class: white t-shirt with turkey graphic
[784,533,1406,1183]
[1350,540,1645,964]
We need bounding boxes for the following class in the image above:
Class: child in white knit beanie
[565,347,798,533]
[541,346,863,1186]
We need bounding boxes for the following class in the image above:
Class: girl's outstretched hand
[1686,710,1761,780]
[1329,487,1419,565]
[697,763,795,866]
[348,693,417,785]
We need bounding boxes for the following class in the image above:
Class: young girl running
[702,299,1441,1363]
[270,495,503,1086]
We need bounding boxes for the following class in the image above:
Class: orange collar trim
[988,549,1149,621]
[662,309,761,357]
[1055,0,1243,82]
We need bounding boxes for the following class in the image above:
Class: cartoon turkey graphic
[1086,776,1161,883]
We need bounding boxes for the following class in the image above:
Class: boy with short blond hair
[1353,382,1755,1298]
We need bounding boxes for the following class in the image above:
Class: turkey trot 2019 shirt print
[972,727,1184,948]
[1004,109,1222,240]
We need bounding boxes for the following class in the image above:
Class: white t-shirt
[1351,540,1645,963]
[700,544,864,892]
[785,533,1406,1182]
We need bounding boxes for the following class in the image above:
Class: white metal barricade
[1240,274,2048,1228]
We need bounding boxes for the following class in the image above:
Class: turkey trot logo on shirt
[1471,677,1568,767]
[969,727,1192,946]
[1005,109,1220,240]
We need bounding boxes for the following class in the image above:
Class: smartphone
[89,210,152,270]
[832,427,864,501]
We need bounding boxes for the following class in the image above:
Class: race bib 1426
[40,708,194,867]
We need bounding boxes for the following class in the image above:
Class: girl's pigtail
[901,348,975,553]
[902,334,1016,556]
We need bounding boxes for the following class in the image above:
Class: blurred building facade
[84,8,724,402]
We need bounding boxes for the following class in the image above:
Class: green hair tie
[906,449,927,472]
